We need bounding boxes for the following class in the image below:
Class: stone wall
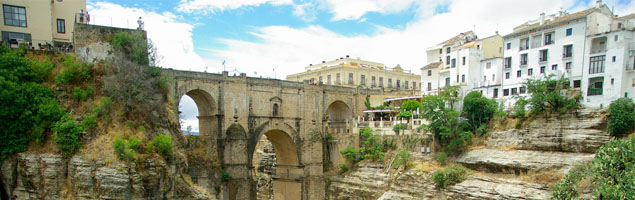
[72,23,146,62]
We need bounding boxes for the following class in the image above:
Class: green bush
[396,111,412,119]
[392,149,411,169]
[420,87,472,155]
[111,32,150,66]
[145,141,155,154]
[81,113,97,130]
[0,46,65,160]
[392,124,407,134]
[552,135,635,199]
[436,152,448,164]
[221,171,231,182]
[72,86,94,101]
[153,134,173,159]
[53,115,84,156]
[462,91,497,133]
[113,136,142,161]
[432,164,469,188]
[522,74,580,116]
[513,97,528,120]
[340,146,359,163]
[55,55,91,85]
[606,97,635,136]
[338,164,350,174]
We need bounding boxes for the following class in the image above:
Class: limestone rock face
[455,149,595,173]
[445,176,552,200]
[1,153,210,200]
[328,162,391,200]
[488,109,609,153]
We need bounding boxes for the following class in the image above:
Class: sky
[85,0,635,132]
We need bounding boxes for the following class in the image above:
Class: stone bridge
[162,69,418,200]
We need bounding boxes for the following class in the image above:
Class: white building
[472,57,504,99]
[500,0,635,108]
[422,31,503,97]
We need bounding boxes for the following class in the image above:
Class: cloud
[88,2,205,70]
[177,0,293,13]
[208,0,635,79]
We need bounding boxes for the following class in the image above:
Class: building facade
[287,56,421,90]
[1,0,86,49]
[501,0,635,108]
[422,31,503,97]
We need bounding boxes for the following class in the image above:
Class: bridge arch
[178,89,217,137]
[326,100,352,134]
[250,121,303,200]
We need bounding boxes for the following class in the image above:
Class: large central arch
[326,100,352,134]
[249,121,303,200]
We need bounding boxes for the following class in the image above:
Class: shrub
[606,97,635,136]
[221,171,231,182]
[420,88,472,155]
[396,111,412,119]
[338,164,350,174]
[513,97,528,120]
[55,55,91,85]
[340,146,359,163]
[522,74,580,115]
[436,152,448,164]
[145,141,155,154]
[552,163,589,200]
[72,86,94,101]
[111,32,151,66]
[0,46,65,160]
[462,91,497,133]
[392,149,411,169]
[81,113,97,130]
[53,115,84,156]
[392,124,407,134]
[432,164,469,188]
[153,134,173,159]
[113,136,142,161]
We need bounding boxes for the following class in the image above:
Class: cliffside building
[501,0,635,108]
[287,56,421,90]
[422,31,504,97]
[1,0,86,49]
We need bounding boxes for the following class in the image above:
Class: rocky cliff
[327,109,610,200]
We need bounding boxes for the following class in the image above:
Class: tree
[462,91,497,133]
[523,74,580,115]
[421,87,472,154]
[400,100,421,112]
[606,98,635,136]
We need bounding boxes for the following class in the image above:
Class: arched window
[272,103,279,116]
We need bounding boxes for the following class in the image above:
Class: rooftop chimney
[596,0,602,8]
[540,13,546,25]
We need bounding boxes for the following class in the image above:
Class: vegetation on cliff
[606,97,635,136]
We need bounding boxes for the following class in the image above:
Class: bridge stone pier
[162,69,418,200]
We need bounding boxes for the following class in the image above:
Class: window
[528,68,533,76]
[446,47,451,53]
[336,73,341,84]
[552,64,558,71]
[483,76,487,82]
[477,45,480,49]
[520,38,529,50]
[456,75,459,83]
[388,78,392,88]
[348,73,353,84]
[539,49,548,62]
[614,35,618,41]
[566,28,572,36]
[462,57,466,66]
[612,56,616,62]
[327,75,332,84]
[492,74,495,82]
[563,45,573,58]
[512,88,518,95]
[493,88,498,98]
[486,62,491,69]
[405,81,409,88]
[272,104,279,116]
[461,74,465,83]
[3,5,27,27]
[520,53,528,65]
[379,77,383,87]
[319,76,323,84]
[589,55,605,74]
[428,70,432,76]
[412,82,416,89]
[587,77,604,96]
[573,80,581,88]
[506,43,511,50]
[451,58,456,68]
[520,86,526,94]
[445,78,450,87]
[544,32,554,45]
[503,89,510,96]
[396,80,400,88]
[427,82,432,91]
[360,75,366,85]
[439,49,442,54]
[566,62,572,72]
[446,56,450,65]
[504,57,512,68]
[56,19,65,33]
[371,76,376,87]
[517,70,521,77]
[505,72,510,79]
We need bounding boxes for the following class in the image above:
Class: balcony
[562,53,573,59]
[590,37,607,54]
[520,60,527,66]
[539,56,548,62]
[544,40,554,45]
[587,88,603,96]
[627,63,635,71]
[519,46,529,51]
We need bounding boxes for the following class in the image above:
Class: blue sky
[86,0,635,131]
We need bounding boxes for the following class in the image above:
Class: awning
[384,95,423,101]
[363,109,399,113]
